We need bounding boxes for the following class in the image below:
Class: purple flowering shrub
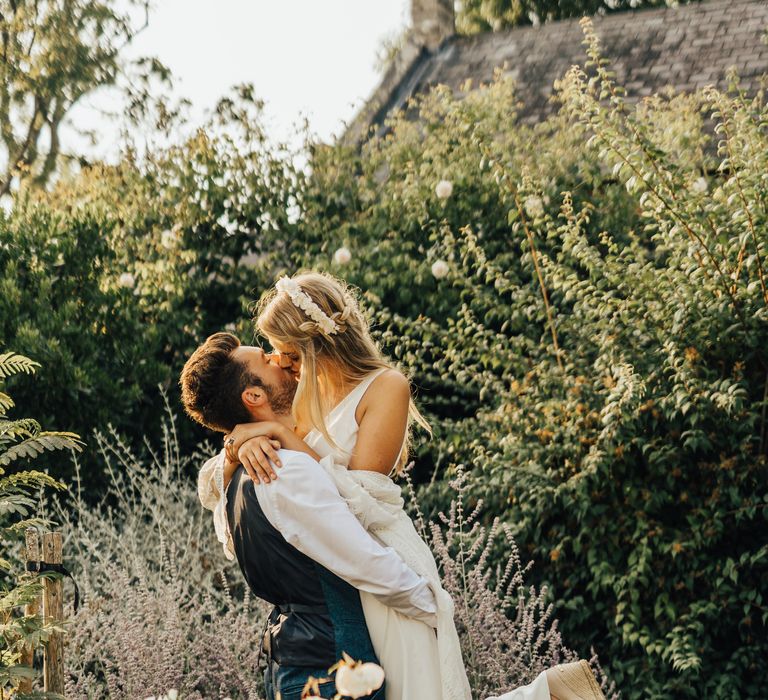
[51,410,268,699]
[405,467,619,699]
[50,407,615,698]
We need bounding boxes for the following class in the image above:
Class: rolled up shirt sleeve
[256,450,438,628]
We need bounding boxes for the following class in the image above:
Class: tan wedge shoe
[545,660,606,700]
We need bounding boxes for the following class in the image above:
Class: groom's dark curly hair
[179,332,266,433]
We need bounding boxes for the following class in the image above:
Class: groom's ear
[241,386,268,411]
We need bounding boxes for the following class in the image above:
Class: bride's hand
[237,436,283,484]
[224,421,282,462]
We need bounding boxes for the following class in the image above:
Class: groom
[180,332,438,700]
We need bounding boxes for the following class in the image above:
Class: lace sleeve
[197,451,235,561]
[198,452,223,510]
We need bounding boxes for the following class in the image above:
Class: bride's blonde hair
[255,271,430,471]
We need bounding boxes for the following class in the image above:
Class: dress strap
[332,367,389,418]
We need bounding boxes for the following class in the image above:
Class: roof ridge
[450,0,754,46]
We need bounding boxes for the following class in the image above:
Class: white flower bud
[431,260,450,279]
[161,229,177,249]
[334,246,352,265]
[524,195,544,218]
[336,662,385,698]
[435,179,453,199]
[691,177,708,194]
[166,690,178,700]
[118,272,136,289]
[217,214,238,235]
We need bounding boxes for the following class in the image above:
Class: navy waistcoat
[225,466,381,671]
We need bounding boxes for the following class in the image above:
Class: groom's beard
[266,371,297,416]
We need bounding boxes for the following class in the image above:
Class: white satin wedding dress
[302,369,550,700]
[199,369,550,700]
[303,369,470,700]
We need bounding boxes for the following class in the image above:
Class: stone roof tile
[347,0,767,141]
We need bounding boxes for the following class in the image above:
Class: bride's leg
[486,671,551,700]
[485,660,604,700]
[545,661,606,700]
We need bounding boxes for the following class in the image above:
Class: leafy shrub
[0,88,303,484]
[280,25,768,698]
[0,198,174,480]
[0,351,80,696]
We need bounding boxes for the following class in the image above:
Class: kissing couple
[180,272,606,700]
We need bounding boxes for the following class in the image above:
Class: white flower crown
[275,276,339,336]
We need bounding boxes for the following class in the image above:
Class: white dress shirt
[199,448,438,628]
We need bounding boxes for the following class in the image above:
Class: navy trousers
[263,658,386,700]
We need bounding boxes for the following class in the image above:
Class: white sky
[65,0,411,160]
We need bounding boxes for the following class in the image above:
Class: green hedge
[0,99,304,482]
[257,37,768,695]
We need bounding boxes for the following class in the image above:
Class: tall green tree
[0,0,164,197]
[455,0,695,34]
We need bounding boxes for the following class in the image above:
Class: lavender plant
[50,405,267,700]
[404,466,619,700]
[50,403,612,699]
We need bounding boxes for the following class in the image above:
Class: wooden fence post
[42,531,65,695]
[19,528,41,694]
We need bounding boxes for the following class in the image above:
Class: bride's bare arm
[348,369,411,475]
[226,421,321,484]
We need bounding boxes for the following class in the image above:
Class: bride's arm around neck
[348,369,411,475]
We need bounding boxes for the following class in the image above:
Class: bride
[199,272,605,700]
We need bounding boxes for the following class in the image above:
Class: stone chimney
[411,0,455,51]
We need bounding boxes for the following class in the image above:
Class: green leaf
[0,353,40,379]
[0,432,83,467]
